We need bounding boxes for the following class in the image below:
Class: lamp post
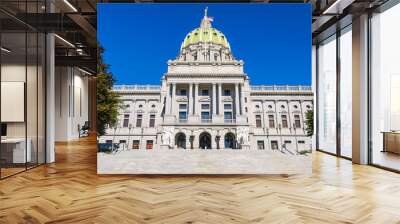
[112,122,119,153]
[141,127,144,149]
[278,124,283,151]
[293,122,298,154]
[127,124,132,150]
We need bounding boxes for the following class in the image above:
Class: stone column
[212,83,217,116]
[235,83,240,118]
[165,84,171,115]
[240,83,245,116]
[188,83,193,115]
[194,83,199,115]
[218,83,223,115]
[171,83,176,117]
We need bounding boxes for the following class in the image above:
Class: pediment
[199,97,210,102]
[176,97,188,102]
[222,98,233,102]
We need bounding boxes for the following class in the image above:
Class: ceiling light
[1,47,11,53]
[63,0,78,12]
[322,0,355,15]
[54,34,75,48]
[78,67,93,76]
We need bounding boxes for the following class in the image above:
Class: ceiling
[0,0,393,73]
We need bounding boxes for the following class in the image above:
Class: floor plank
[1,136,400,224]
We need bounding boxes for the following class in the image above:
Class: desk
[382,132,400,154]
[1,138,31,163]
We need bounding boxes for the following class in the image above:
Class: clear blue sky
[98,4,311,85]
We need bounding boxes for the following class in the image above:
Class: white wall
[55,67,89,141]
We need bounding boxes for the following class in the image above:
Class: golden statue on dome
[200,7,214,28]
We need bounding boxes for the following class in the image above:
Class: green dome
[181,27,231,50]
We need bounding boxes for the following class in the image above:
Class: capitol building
[99,9,313,152]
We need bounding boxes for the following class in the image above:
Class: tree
[97,46,121,136]
[305,110,314,137]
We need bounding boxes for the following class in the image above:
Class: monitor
[1,123,7,137]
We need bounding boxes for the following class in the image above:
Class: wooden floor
[1,136,400,224]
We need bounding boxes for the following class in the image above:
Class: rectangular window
[340,27,353,158]
[201,112,210,120]
[224,104,232,110]
[201,104,210,110]
[201,89,209,96]
[268,115,275,128]
[298,141,305,144]
[132,140,140,149]
[106,140,112,144]
[294,115,301,128]
[224,112,232,120]
[146,140,153,150]
[257,141,265,150]
[284,140,292,144]
[318,35,337,154]
[123,114,130,128]
[255,114,262,128]
[224,89,231,96]
[179,104,187,110]
[281,115,288,128]
[271,141,278,150]
[180,89,187,96]
[179,111,187,120]
[119,140,126,144]
[136,114,143,127]
[149,114,155,127]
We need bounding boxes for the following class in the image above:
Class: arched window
[224,133,236,149]
[175,133,186,149]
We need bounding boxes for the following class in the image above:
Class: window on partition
[106,140,113,144]
[371,5,400,170]
[180,89,187,96]
[224,89,231,96]
[119,140,126,144]
[298,140,305,144]
[201,112,210,120]
[268,115,275,128]
[294,115,301,128]
[340,26,353,158]
[123,114,130,128]
[255,115,262,128]
[201,89,209,96]
[224,112,233,120]
[271,141,278,150]
[179,111,187,120]
[281,115,288,128]
[179,104,187,110]
[224,104,232,110]
[257,141,265,150]
[136,114,143,127]
[201,104,210,110]
[132,140,140,149]
[149,114,155,127]
[146,140,153,150]
[318,34,337,154]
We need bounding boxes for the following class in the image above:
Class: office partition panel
[317,35,337,154]
[370,3,400,171]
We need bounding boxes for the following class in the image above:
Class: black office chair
[79,121,90,138]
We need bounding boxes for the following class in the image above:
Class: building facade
[99,9,313,152]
